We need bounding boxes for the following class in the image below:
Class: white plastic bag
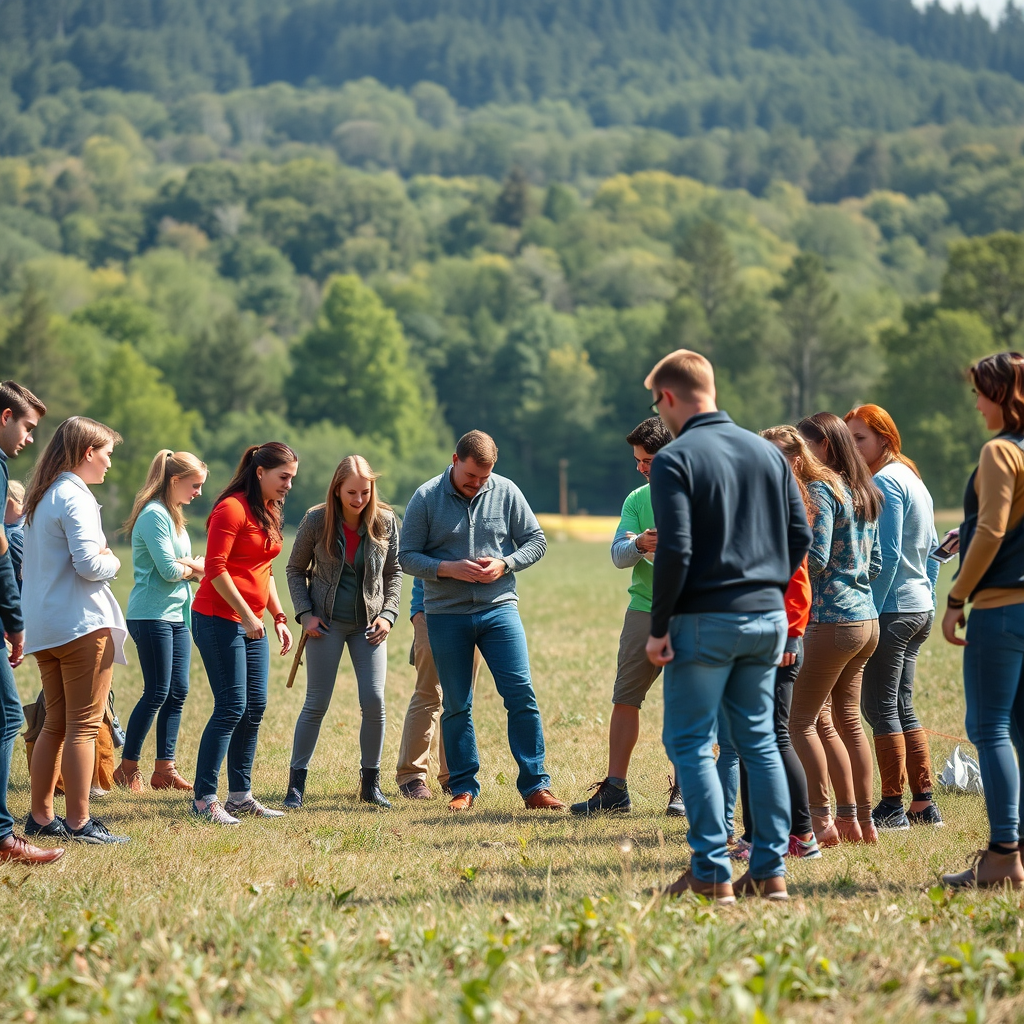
[938,744,984,795]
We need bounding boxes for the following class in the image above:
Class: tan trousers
[395,614,480,787]
[790,620,879,822]
[31,629,115,828]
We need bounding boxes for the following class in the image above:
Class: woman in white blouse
[22,417,130,846]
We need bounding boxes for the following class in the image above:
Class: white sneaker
[90,786,109,798]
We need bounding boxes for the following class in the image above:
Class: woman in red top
[191,443,297,825]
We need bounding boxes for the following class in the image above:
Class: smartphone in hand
[930,528,959,564]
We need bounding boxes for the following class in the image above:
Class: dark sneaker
[25,813,73,841]
[68,818,130,845]
[871,800,910,830]
[570,779,631,816]
[908,802,944,827]
[666,779,686,818]
[399,780,434,800]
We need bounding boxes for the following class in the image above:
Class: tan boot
[903,728,935,796]
[113,759,145,793]
[664,869,736,904]
[873,733,908,802]
[151,761,193,791]
[942,849,1024,890]
[734,871,789,901]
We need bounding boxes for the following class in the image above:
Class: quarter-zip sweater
[398,467,546,615]
[648,411,813,638]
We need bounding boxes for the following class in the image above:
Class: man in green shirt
[571,417,684,816]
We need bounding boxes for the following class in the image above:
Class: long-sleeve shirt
[949,437,1024,610]
[22,472,127,662]
[0,451,22,631]
[610,484,655,613]
[126,501,194,621]
[648,411,812,638]
[192,494,282,622]
[871,461,939,614]
[806,480,881,624]
[398,467,546,615]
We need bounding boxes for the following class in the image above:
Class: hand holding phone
[930,528,960,564]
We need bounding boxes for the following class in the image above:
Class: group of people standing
[0,345,1023,897]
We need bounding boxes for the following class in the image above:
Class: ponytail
[124,449,208,538]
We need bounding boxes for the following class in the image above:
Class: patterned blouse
[807,480,881,624]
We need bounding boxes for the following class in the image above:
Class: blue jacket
[648,411,812,638]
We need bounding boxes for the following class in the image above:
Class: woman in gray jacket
[285,456,401,808]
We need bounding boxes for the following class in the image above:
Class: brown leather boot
[664,869,736,903]
[0,833,64,865]
[903,728,934,796]
[524,789,566,810]
[942,849,1024,890]
[113,760,145,793]
[873,733,908,802]
[734,870,789,901]
[151,761,193,791]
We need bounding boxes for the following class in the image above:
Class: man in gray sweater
[399,430,564,812]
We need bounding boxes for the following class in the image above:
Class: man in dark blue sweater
[645,350,812,902]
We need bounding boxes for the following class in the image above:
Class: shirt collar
[59,471,91,494]
[679,410,733,436]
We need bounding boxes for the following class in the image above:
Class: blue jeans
[427,604,550,799]
[662,611,789,882]
[123,619,191,762]
[964,604,1024,844]
[0,653,22,840]
[192,612,270,801]
[716,715,740,837]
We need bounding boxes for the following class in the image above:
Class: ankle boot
[359,768,391,808]
[151,760,193,791]
[283,767,307,810]
[943,848,1024,889]
[113,759,145,793]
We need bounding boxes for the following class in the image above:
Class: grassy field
[1,530,1021,1024]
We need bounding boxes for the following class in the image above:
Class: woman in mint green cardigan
[113,451,207,793]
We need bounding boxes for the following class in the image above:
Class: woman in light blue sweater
[846,406,942,831]
[113,451,207,794]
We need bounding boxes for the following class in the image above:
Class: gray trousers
[289,621,387,771]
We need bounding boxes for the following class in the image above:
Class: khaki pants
[31,629,115,827]
[395,614,480,787]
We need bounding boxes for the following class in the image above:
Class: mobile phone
[930,528,959,563]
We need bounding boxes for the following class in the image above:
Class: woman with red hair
[845,405,941,832]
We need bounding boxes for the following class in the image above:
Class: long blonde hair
[320,455,391,552]
[24,416,122,525]
[760,425,845,520]
[123,449,208,538]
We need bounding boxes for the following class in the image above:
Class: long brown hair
[24,416,122,525]
[970,351,1024,434]
[844,404,920,478]
[210,441,297,543]
[760,425,844,521]
[319,455,392,552]
[124,449,208,538]
[798,412,883,522]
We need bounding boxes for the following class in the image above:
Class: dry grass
[0,535,1020,1023]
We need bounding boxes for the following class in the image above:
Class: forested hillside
[0,0,1021,518]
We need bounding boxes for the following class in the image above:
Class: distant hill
[4,0,1024,136]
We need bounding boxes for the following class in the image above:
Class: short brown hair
[643,349,715,398]
[0,380,46,420]
[455,430,498,466]
[971,351,1024,434]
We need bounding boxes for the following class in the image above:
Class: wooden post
[559,459,569,521]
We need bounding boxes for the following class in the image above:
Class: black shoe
[666,778,686,818]
[871,799,910,830]
[283,767,307,810]
[67,818,130,845]
[25,813,72,840]
[570,778,631,816]
[359,768,392,809]
[907,802,944,827]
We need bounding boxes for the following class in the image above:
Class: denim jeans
[963,604,1024,844]
[427,603,550,799]
[861,611,932,736]
[290,620,387,771]
[662,610,789,882]
[123,619,191,762]
[0,652,22,840]
[716,716,740,837]
[192,611,270,801]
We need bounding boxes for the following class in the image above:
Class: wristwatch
[502,559,513,575]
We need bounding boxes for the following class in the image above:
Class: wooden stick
[286,632,308,689]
